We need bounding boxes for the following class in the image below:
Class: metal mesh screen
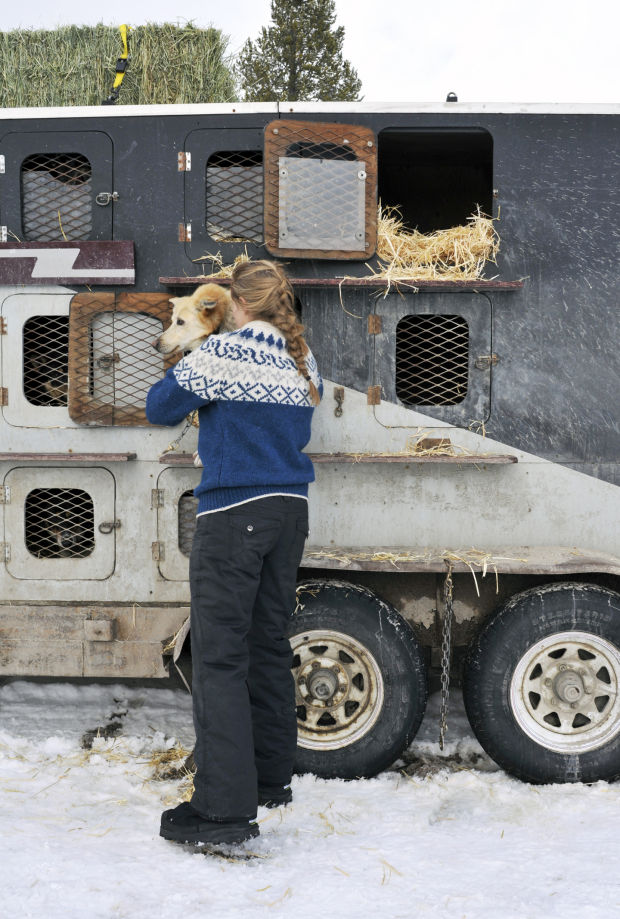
[206,151,263,243]
[23,315,69,406]
[68,293,176,425]
[21,153,92,241]
[178,490,198,556]
[264,120,377,259]
[25,487,95,559]
[395,315,469,405]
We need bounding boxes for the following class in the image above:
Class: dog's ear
[197,296,218,311]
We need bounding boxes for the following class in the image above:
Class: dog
[154,283,234,466]
[153,283,234,355]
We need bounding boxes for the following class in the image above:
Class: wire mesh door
[68,293,176,425]
[0,131,113,241]
[156,467,201,581]
[183,126,270,264]
[264,120,377,259]
[3,466,116,580]
[372,291,492,427]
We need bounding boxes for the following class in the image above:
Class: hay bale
[0,23,236,108]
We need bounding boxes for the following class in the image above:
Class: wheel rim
[290,629,384,751]
[510,630,620,754]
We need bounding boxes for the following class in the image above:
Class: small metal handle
[98,520,121,534]
[96,353,120,370]
[96,192,119,206]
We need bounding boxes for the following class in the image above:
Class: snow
[1,680,619,919]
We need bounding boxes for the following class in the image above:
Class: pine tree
[236,0,362,102]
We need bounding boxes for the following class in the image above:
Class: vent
[264,120,377,259]
[23,315,69,407]
[396,315,469,405]
[206,150,263,244]
[178,490,198,556]
[25,487,95,559]
[21,153,92,241]
[68,293,176,426]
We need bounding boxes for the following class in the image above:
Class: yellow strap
[112,24,130,90]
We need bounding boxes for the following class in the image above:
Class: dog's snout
[152,337,162,352]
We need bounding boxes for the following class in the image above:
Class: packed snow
[1,679,619,919]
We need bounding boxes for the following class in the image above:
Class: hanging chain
[161,411,199,454]
[439,560,455,750]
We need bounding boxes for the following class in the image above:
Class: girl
[146,260,322,847]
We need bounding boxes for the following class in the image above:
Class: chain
[439,560,454,750]
[161,411,199,455]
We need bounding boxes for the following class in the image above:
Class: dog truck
[0,100,619,785]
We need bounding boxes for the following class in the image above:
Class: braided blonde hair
[230,260,320,406]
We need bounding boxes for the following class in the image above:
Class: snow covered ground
[1,679,619,919]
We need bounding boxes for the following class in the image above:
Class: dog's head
[154,283,233,354]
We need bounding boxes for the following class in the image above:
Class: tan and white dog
[154,283,234,466]
[154,283,234,355]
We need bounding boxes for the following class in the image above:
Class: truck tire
[289,580,428,779]
[463,582,620,783]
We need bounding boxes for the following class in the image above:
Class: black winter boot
[257,784,293,808]
[160,802,259,845]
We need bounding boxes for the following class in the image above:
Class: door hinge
[178,151,192,172]
[0,486,10,503]
[0,155,5,174]
[178,223,192,243]
[1,543,10,562]
[368,314,382,335]
[367,384,381,405]
[0,387,8,406]
[474,353,499,370]
[0,317,6,335]
[0,226,7,243]
[152,541,165,561]
[151,488,165,508]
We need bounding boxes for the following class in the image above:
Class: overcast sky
[2,0,619,104]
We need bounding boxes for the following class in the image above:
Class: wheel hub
[553,669,585,704]
[290,629,384,751]
[510,630,620,754]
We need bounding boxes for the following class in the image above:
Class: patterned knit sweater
[145,321,323,514]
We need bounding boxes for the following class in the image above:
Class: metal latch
[95,192,119,206]
[0,387,8,406]
[178,223,192,242]
[0,486,10,504]
[0,226,7,243]
[367,385,381,405]
[0,318,7,335]
[96,353,120,371]
[98,520,121,534]
[475,353,499,370]
[1,543,10,562]
[178,151,192,172]
[152,541,165,561]
[84,619,115,641]
[0,155,5,174]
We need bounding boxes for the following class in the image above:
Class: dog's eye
[176,318,185,326]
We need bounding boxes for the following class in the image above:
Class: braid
[230,260,321,406]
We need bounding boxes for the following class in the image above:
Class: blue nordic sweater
[146,321,323,514]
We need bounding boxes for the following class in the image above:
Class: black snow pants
[189,495,308,820]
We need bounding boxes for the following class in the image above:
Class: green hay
[0,23,236,108]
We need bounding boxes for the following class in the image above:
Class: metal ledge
[159,276,524,290]
[0,453,136,462]
[159,452,518,466]
[301,546,620,576]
